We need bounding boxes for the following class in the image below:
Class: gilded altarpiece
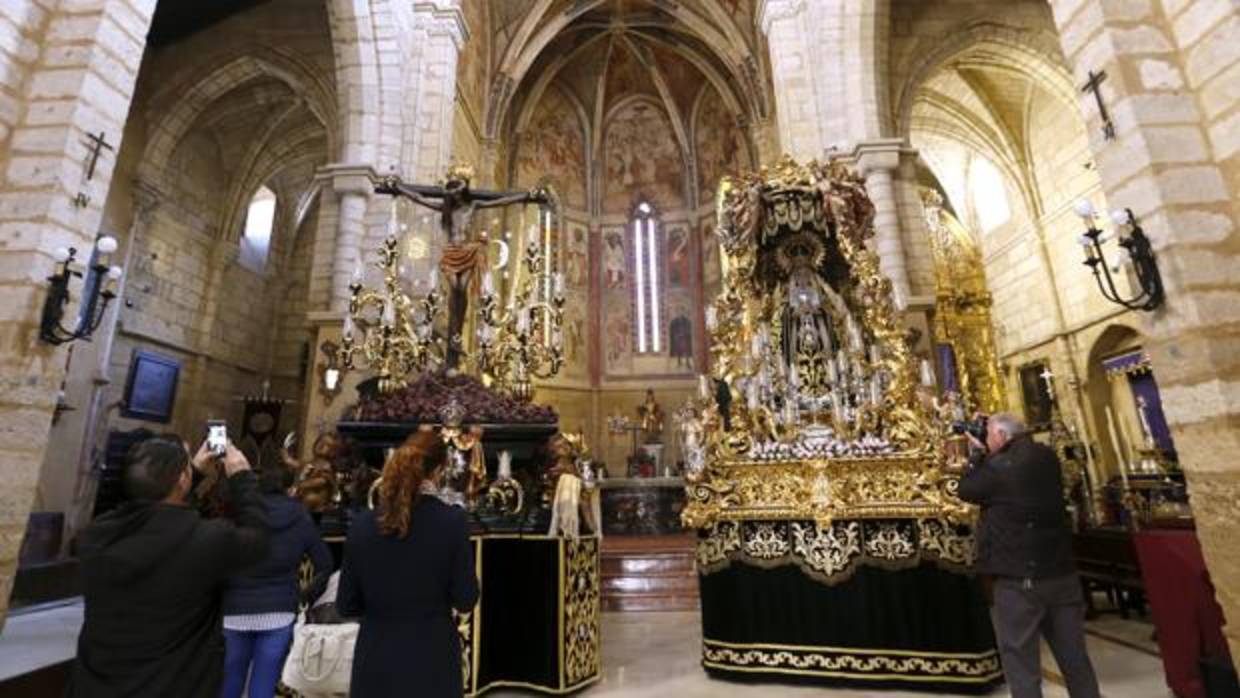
[921,190,1003,414]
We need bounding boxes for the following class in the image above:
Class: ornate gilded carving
[562,537,601,689]
[682,158,976,531]
[702,640,1002,684]
[697,518,977,585]
[920,189,1004,414]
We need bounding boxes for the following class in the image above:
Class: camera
[951,415,988,442]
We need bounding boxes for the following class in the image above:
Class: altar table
[696,519,1001,694]
[599,476,686,536]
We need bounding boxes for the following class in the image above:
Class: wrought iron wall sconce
[1073,200,1164,312]
[39,235,124,345]
[318,339,343,404]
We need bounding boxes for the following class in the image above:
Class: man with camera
[70,436,270,698]
[957,413,1100,698]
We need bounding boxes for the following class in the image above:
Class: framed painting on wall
[121,350,181,423]
[1018,361,1055,431]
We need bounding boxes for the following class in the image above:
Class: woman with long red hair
[338,428,479,697]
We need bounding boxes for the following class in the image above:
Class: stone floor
[490,611,1172,698]
[0,601,1173,697]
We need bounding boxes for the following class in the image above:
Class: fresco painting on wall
[668,302,694,370]
[667,224,691,288]
[516,86,588,209]
[694,87,747,205]
[700,219,721,289]
[604,295,633,373]
[603,100,685,213]
[563,297,588,379]
[604,228,626,289]
[565,224,589,288]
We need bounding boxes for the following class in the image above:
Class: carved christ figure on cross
[375,165,551,369]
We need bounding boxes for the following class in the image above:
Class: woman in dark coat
[220,464,332,698]
[338,428,479,698]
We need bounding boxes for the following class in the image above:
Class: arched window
[240,185,276,272]
[632,202,661,354]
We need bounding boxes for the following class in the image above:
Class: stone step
[602,572,700,596]
[599,535,699,613]
[602,592,700,613]
[601,552,696,577]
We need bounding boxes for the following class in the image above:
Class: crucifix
[375,165,551,369]
[1039,365,1057,403]
[1080,70,1116,141]
[83,131,114,180]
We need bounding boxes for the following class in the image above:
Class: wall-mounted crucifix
[1080,70,1116,141]
[83,131,114,181]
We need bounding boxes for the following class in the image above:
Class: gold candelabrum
[475,239,565,399]
[680,156,970,530]
[339,235,444,393]
[338,169,566,395]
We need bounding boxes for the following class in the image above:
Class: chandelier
[475,238,565,399]
[339,234,443,393]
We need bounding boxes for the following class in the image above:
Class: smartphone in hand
[207,420,228,457]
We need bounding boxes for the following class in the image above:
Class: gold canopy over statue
[680,156,972,530]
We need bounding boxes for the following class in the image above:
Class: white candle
[481,270,494,295]
[429,267,439,291]
[381,298,395,326]
[553,272,565,297]
[705,307,717,331]
[516,310,530,334]
[920,359,935,388]
[343,314,354,338]
[1104,405,1129,488]
[698,375,712,400]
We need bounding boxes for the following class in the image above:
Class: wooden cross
[1080,70,1116,141]
[83,131,114,180]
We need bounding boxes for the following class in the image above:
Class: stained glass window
[632,202,661,353]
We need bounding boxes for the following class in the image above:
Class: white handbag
[281,614,358,696]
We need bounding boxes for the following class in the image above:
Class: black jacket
[958,435,1075,580]
[69,472,270,698]
[223,494,332,617]
[338,497,479,698]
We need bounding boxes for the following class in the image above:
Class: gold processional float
[680,157,1001,690]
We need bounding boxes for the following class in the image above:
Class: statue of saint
[637,389,664,444]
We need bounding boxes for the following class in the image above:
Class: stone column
[1047,0,1240,656]
[405,1,468,182]
[854,140,912,304]
[0,0,154,629]
[312,164,375,313]
[758,0,825,161]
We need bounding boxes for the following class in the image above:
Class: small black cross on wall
[83,131,114,181]
[1081,70,1117,141]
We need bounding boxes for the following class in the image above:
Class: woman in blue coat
[220,463,332,698]
[338,428,479,698]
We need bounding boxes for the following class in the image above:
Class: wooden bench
[1072,527,1147,619]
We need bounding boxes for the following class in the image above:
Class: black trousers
[991,573,1101,698]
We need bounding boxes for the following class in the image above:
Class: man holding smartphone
[69,433,271,698]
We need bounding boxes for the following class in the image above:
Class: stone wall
[1046,0,1240,657]
[0,0,156,628]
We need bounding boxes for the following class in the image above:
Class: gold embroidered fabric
[702,639,1002,685]
[697,518,975,585]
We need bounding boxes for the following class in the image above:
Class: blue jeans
[221,624,294,698]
